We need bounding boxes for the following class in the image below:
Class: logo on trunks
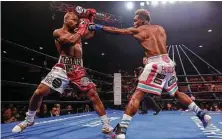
[154,78,162,85]
[80,77,90,86]
[59,56,82,66]
[168,76,176,86]
[52,78,62,88]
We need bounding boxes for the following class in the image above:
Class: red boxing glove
[77,18,89,36]
[86,9,96,22]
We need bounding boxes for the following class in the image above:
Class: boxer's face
[133,15,144,28]
[65,13,79,29]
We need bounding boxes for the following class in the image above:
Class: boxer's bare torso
[54,28,83,59]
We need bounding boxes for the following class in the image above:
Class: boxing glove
[75,6,96,19]
[77,18,90,36]
[88,24,103,31]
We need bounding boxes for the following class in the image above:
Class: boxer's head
[64,12,79,29]
[143,57,148,65]
[134,9,151,28]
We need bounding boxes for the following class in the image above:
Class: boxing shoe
[12,112,35,133]
[102,124,114,134]
[12,120,34,133]
[153,109,161,115]
[113,123,127,139]
[197,111,211,128]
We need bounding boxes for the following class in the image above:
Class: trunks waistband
[147,54,170,63]
[58,55,83,66]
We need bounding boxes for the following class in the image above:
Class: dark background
[1,1,222,97]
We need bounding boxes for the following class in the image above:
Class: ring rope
[2,80,222,95]
[2,57,51,71]
[182,44,222,74]
[2,38,113,78]
[1,99,221,104]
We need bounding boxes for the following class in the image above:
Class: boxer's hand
[77,18,90,36]
[88,24,103,31]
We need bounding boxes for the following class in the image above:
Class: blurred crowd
[1,103,91,124]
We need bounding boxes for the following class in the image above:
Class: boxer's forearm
[68,33,82,43]
[102,26,133,35]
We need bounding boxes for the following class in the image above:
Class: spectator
[2,108,17,123]
[213,104,221,112]
[54,104,61,116]
[11,107,21,121]
[66,105,73,114]
[84,104,90,112]
[50,107,60,117]
[166,103,174,111]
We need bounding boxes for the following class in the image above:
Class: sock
[25,110,36,122]
[119,114,132,128]
[188,102,202,114]
[100,115,109,125]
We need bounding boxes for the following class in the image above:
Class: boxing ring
[1,110,222,139]
[1,38,222,139]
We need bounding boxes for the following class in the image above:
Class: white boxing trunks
[41,56,95,94]
[136,54,178,96]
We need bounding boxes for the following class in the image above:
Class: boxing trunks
[136,54,178,96]
[41,55,96,93]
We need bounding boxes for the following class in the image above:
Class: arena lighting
[126,2,134,10]
[31,58,35,60]
[169,0,176,4]
[39,47,43,50]
[84,42,88,45]
[151,1,159,7]
[101,53,105,56]
[146,1,150,5]
[3,51,7,54]
[140,2,145,6]
[199,45,203,48]
[208,29,212,32]
[161,1,167,5]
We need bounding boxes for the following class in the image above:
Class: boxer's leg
[173,90,211,128]
[86,88,113,134]
[87,88,106,116]
[12,84,51,133]
[165,73,211,128]
[12,67,69,133]
[28,84,51,114]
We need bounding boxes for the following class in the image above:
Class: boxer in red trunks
[89,9,211,139]
[12,10,113,134]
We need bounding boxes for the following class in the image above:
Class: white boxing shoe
[102,124,114,134]
[116,134,126,139]
[12,120,34,133]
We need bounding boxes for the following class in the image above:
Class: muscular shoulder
[53,28,63,38]
[152,25,165,32]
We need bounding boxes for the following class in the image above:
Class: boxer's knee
[34,83,51,97]
[174,90,184,98]
[129,91,145,108]
[87,88,100,101]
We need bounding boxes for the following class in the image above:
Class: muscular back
[134,25,167,58]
